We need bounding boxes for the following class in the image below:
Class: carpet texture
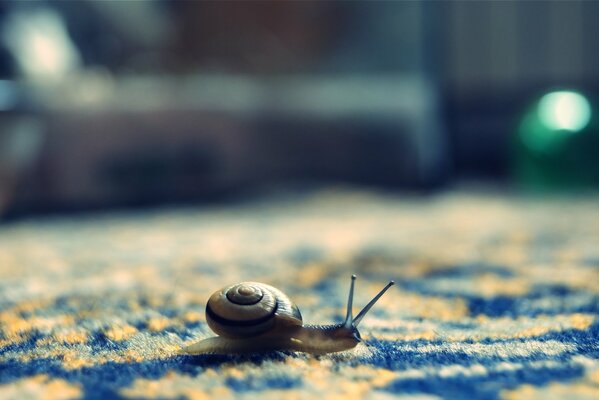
[1,190,598,399]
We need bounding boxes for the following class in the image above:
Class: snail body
[182,275,394,355]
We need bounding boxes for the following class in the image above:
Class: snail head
[342,274,395,341]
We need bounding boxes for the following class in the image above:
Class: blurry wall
[442,2,594,90]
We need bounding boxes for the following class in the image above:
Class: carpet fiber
[1,190,598,399]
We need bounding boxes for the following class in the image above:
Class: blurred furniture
[5,75,446,216]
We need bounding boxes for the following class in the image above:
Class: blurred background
[1,0,598,219]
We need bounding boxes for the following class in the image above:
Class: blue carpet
[1,190,598,399]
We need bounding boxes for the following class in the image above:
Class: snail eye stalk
[352,280,395,327]
[344,275,357,328]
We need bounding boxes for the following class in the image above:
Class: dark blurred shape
[0,81,44,215]
[0,1,445,218]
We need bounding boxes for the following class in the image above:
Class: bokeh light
[537,91,591,132]
[519,90,593,154]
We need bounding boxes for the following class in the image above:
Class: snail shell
[206,282,302,339]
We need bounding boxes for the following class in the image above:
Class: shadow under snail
[182,275,395,355]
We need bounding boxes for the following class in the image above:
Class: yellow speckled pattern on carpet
[1,190,598,399]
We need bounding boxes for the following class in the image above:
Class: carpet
[1,190,598,399]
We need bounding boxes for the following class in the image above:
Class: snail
[181,275,394,355]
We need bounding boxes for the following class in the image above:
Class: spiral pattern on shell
[206,282,303,338]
